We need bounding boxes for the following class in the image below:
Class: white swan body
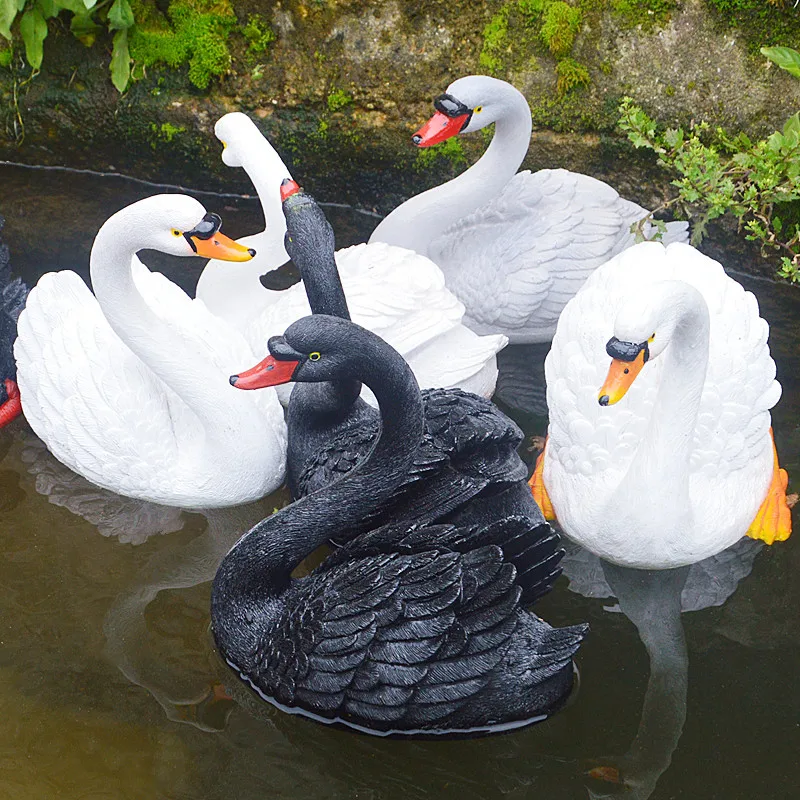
[197,113,506,402]
[14,195,287,509]
[369,76,690,344]
[540,241,781,569]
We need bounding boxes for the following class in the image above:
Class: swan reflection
[562,538,762,799]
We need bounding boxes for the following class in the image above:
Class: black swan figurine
[213,314,587,735]
[257,181,554,544]
[0,215,27,428]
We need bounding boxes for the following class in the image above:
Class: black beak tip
[248,248,256,257]
[411,134,422,146]
[229,375,239,386]
[598,395,609,407]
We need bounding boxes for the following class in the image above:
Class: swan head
[230,315,379,390]
[214,112,265,168]
[105,195,256,261]
[412,75,524,145]
[598,282,697,406]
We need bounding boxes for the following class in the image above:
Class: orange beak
[598,350,648,406]
[191,231,255,262]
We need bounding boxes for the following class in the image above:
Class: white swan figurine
[529,241,792,569]
[196,112,507,401]
[14,195,287,509]
[369,75,690,344]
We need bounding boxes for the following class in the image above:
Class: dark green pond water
[0,163,798,800]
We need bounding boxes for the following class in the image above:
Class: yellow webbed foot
[747,430,793,544]
[529,439,556,521]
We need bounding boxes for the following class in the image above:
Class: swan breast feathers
[15,271,181,498]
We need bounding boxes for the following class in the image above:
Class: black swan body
[267,182,552,543]
[0,215,27,428]
[213,314,588,735]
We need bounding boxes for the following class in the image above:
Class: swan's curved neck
[370,84,532,256]
[195,140,291,322]
[89,223,258,444]
[214,334,423,602]
[617,283,710,517]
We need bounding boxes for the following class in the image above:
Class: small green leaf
[108,0,133,31]
[82,0,97,10]
[0,0,16,40]
[110,28,130,92]
[19,6,47,69]
[761,46,800,79]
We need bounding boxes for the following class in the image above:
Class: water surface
[0,164,798,800]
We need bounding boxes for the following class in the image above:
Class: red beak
[0,379,22,428]
[280,179,302,201]
[412,110,470,147]
[230,356,301,390]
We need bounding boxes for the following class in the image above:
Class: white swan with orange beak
[14,195,287,508]
[530,241,792,568]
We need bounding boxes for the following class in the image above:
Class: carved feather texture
[429,169,689,343]
[245,518,583,732]
[14,262,287,507]
[249,243,507,402]
[544,241,781,566]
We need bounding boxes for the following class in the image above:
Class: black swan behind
[213,314,587,735]
[276,182,554,554]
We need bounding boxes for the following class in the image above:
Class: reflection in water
[563,541,760,799]
[103,503,272,731]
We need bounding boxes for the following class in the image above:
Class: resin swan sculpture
[238,183,565,568]
[369,75,690,344]
[529,241,792,569]
[0,214,28,428]
[213,314,588,735]
[196,112,507,401]
[14,195,287,508]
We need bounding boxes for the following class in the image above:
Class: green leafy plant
[618,97,800,282]
[479,5,511,74]
[0,0,134,90]
[762,45,800,79]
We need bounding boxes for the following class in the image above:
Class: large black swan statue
[0,215,27,428]
[247,181,556,544]
[213,313,588,735]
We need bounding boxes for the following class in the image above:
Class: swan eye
[649,333,656,342]
[171,229,182,237]
[309,352,321,362]
[474,106,483,114]
[221,140,227,149]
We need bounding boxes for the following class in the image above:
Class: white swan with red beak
[370,75,690,344]
[14,195,287,508]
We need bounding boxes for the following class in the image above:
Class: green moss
[610,0,677,29]
[556,57,590,94]
[326,87,352,112]
[704,0,800,50]
[129,0,236,90]
[241,14,276,54]
[0,43,11,70]
[479,5,511,74]
[413,138,467,173]
[148,121,186,148]
[540,2,582,58]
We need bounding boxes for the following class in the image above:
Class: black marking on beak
[183,212,222,252]
[606,336,650,364]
